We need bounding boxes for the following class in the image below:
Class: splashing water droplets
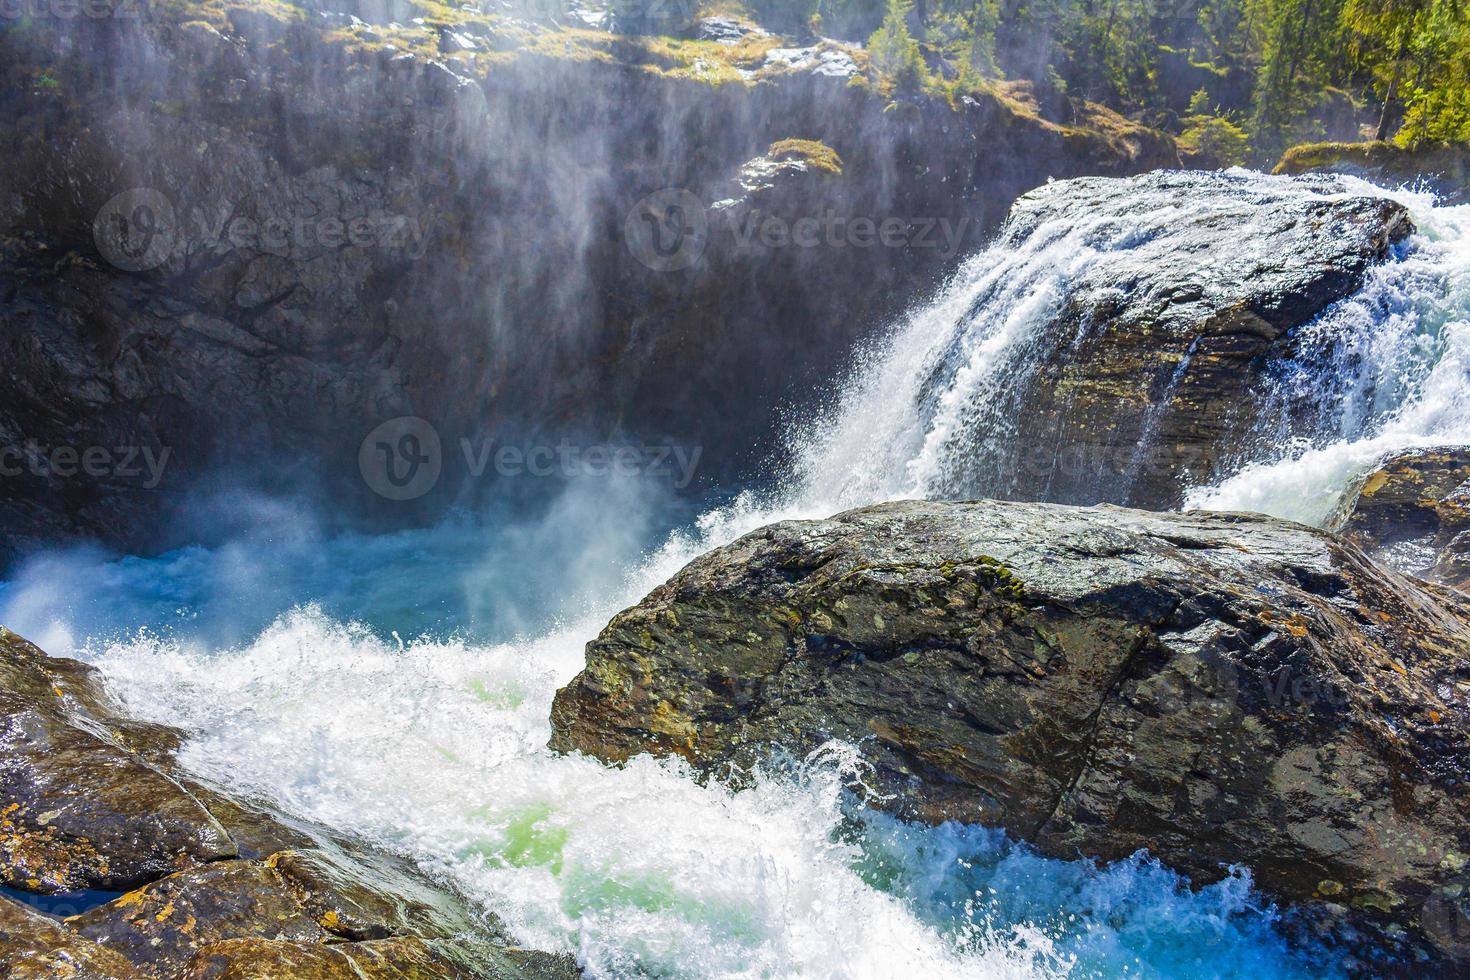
[13,171,1461,977]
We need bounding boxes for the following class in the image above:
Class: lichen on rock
[551,498,1470,966]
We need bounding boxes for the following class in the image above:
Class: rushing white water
[7,172,1467,978]
[1190,180,1470,523]
[782,169,1470,512]
[0,523,1317,979]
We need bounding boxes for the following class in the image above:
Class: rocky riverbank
[0,627,578,978]
[1277,141,1470,204]
[551,499,1470,972]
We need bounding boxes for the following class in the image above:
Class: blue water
[11,170,1450,977]
[0,489,1336,979]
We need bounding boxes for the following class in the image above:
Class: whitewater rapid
[1189,180,1470,523]
[0,523,1313,979]
[4,173,1467,978]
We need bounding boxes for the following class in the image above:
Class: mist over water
[7,173,1466,978]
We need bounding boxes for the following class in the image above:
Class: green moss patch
[767,138,843,174]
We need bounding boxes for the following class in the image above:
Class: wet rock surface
[950,170,1414,508]
[1331,447,1470,591]
[0,628,579,978]
[179,936,471,979]
[551,499,1470,969]
[69,861,330,971]
[0,629,236,893]
[0,892,141,978]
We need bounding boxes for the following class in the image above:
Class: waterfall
[1190,183,1470,524]
[782,172,1470,525]
[6,171,1464,979]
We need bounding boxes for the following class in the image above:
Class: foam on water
[2,542,1325,979]
[11,172,1466,977]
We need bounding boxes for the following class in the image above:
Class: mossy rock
[1276,140,1470,203]
[552,498,1470,967]
[766,138,844,174]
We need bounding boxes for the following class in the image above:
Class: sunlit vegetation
[139,0,1464,164]
[720,0,1469,162]
[767,138,846,173]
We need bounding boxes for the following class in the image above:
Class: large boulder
[0,628,578,978]
[551,499,1470,966]
[1330,447,1470,590]
[934,171,1414,508]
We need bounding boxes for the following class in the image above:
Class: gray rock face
[1330,447,1470,590]
[0,628,577,978]
[0,11,1176,567]
[934,170,1414,508]
[551,499,1470,966]
[692,17,769,45]
[762,45,860,79]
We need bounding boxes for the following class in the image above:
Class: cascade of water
[9,172,1465,979]
[789,173,1469,524]
[1190,182,1470,524]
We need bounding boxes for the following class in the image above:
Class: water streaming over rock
[1191,183,1470,524]
[4,172,1466,977]
[787,169,1436,513]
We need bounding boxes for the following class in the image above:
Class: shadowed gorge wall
[0,4,1176,565]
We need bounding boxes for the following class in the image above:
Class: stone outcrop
[0,5,1177,568]
[0,893,141,979]
[942,170,1413,508]
[0,628,577,978]
[551,499,1470,968]
[1277,141,1470,205]
[1330,447,1470,590]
